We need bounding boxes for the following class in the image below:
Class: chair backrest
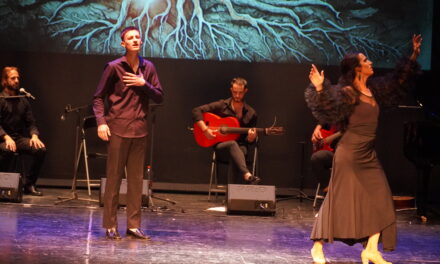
[82,115,98,130]
[82,115,107,156]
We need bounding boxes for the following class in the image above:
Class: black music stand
[276,141,312,203]
[55,104,98,205]
[399,103,436,220]
[145,104,179,211]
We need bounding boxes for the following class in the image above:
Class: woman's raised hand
[410,34,422,61]
[309,64,324,92]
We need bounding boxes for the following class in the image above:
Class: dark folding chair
[74,115,107,195]
[208,140,259,202]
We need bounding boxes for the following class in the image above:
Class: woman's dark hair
[338,53,360,86]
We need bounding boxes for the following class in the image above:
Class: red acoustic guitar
[312,126,342,153]
[193,112,284,147]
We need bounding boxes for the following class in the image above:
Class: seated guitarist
[310,123,340,193]
[192,77,260,184]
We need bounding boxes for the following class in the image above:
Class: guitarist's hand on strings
[311,124,323,144]
[203,127,217,139]
[197,120,217,139]
[247,128,257,142]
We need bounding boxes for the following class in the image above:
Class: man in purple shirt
[93,26,164,240]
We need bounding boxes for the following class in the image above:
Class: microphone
[19,88,36,100]
[60,104,72,121]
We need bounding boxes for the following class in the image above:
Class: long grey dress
[305,58,420,251]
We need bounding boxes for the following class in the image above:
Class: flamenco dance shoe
[311,247,327,264]
[361,250,392,264]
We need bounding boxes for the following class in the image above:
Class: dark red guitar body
[193,113,240,147]
[313,126,339,153]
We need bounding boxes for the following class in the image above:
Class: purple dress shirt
[93,56,164,138]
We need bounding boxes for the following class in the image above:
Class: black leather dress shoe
[24,185,43,196]
[106,229,122,240]
[126,229,151,240]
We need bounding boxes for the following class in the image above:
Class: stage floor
[1,188,440,264]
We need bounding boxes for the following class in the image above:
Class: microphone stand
[55,104,98,205]
[146,103,179,211]
[0,95,27,99]
[0,91,35,100]
[398,102,439,219]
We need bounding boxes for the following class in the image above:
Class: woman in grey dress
[305,34,422,264]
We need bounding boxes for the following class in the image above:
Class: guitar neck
[220,127,265,134]
[322,131,342,144]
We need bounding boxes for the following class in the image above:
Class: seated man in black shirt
[0,66,46,196]
[192,77,260,184]
[310,123,340,193]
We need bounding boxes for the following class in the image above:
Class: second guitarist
[310,123,341,193]
[192,77,260,184]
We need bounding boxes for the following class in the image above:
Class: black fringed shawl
[304,58,421,130]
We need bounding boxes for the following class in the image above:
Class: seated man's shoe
[126,228,151,240]
[105,229,122,240]
[247,175,261,185]
[244,172,261,185]
[24,185,43,196]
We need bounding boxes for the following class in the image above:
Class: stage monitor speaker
[227,184,276,216]
[0,172,23,203]
[99,178,149,207]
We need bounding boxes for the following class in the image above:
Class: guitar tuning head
[265,127,285,136]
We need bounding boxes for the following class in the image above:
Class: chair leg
[208,151,216,201]
[214,161,220,201]
[313,182,321,208]
[82,138,92,196]
[252,146,258,176]
[71,142,84,190]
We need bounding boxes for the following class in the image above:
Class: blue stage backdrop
[0,0,433,69]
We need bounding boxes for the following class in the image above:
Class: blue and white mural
[0,0,433,68]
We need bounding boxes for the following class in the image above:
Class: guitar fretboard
[219,127,265,134]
